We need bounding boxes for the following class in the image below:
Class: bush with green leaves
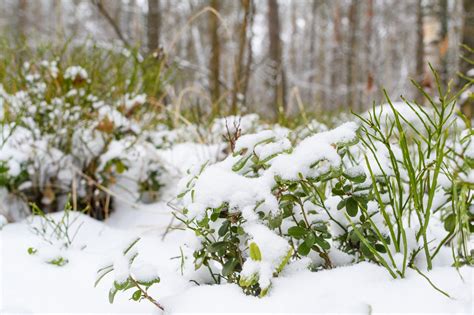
[172,78,472,298]
[174,122,361,296]
[336,87,473,277]
[0,57,167,219]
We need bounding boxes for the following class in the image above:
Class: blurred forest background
[0,0,473,119]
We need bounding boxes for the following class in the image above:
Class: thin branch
[91,0,131,48]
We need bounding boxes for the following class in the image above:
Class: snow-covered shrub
[335,88,473,276]
[95,238,163,310]
[174,122,360,296]
[0,60,167,219]
[172,78,472,297]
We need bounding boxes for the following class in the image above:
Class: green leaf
[222,258,239,276]
[210,212,219,222]
[444,214,456,233]
[346,197,358,217]
[137,276,160,287]
[337,199,346,210]
[297,242,311,256]
[249,242,262,261]
[287,226,307,239]
[48,257,68,267]
[374,243,387,253]
[94,267,114,287]
[360,243,373,258]
[207,241,227,253]
[114,279,130,290]
[268,214,283,229]
[27,247,37,255]
[313,236,331,251]
[280,194,299,204]
[343,170,367,184]
[123,237,141,255]
[304,233,316,248]
[115,160,126,174]
[109,287,118,304]
[232,155,251,172]
[218,220,230,237]
[132,289,142,301]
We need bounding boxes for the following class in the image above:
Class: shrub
[173,77,472,297]
[174,122,360,296]
[0,56,167,219]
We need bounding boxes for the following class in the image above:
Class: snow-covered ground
[1,131,473,315]
[1,202,472,314]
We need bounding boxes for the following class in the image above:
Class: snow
[1,206,471,314]
[64,66,88,81]
[165,262,472,314]
[183,165,278,215]
[131,262,160,284]
[1,107,472,314]
[269,122,358,180]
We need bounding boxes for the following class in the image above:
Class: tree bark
[423,0,443,90]
[231,0,251,115]
[17,0,28,39]
[364,0,374,110]
[330,0,343,109]
[209,0,221,115]
[147,0,161,52]
[242,0,255,111]
[460,0,474,119]
[439,0,448,86]
[415,0,425,102]
[267,0,286,119]
[346,0,359,110]
[308,0,319,106]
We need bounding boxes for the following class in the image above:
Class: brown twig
[129,277,165,310]
[223,117,242,154]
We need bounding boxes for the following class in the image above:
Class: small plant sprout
[95,237,164,310]
[27,198,86,266]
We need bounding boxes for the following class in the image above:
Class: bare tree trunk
[267,0,286,119]
[147,0,161,52]
[242,0,255,111]
[346,0,359,110]
[308,0,319,107]
[209,0,221,115]
[53,0,64,40]
[319,3,329,110]
[415,0,425,102]
[439,0,448,86]
[364,0,374,111]
[423,0,443,91]
[330,1,343,110]
[17,0,28,39]
[231,0,251,115]
[460,0,474,119]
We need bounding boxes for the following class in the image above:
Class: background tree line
[1,0,472,118]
